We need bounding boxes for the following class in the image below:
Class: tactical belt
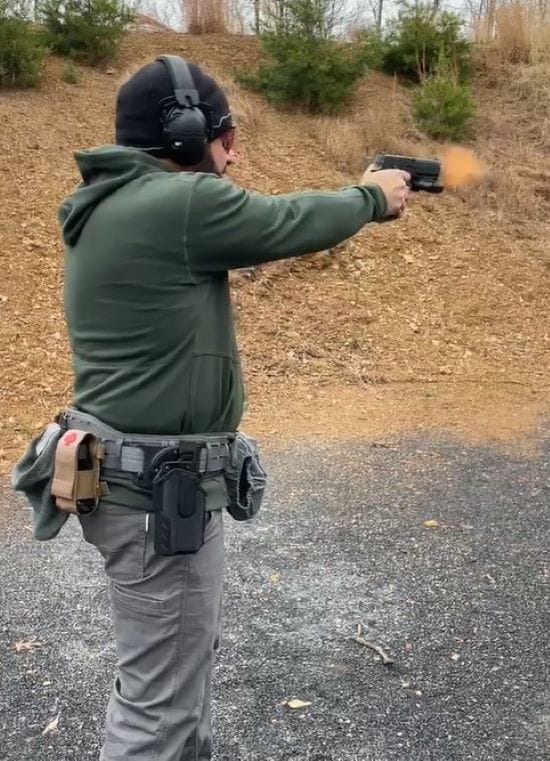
[56,409,231,480]
[51,409,232,518]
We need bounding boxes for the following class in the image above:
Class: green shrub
[240,33,367,114]
[382,2,471,82]
[238,0,368,114]
[38,0,135,65]
[62,59,80,83]
[353,27,387,71]
[0,2,46,88]
[413,74,475,140]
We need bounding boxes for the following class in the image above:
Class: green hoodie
[59,146,386,506]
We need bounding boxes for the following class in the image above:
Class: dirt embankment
[0,32,548,472]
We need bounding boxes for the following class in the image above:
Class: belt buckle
[133,445,180,490]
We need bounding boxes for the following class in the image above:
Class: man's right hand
[361,167,411,217]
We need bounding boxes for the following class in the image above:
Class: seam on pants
[155,556,190,761]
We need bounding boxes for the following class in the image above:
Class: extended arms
[185,175,388,275]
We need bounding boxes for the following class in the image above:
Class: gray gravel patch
[1,427,548,761]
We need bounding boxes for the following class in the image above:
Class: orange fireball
[439,146,488,189]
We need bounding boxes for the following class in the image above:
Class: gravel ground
[0,428,548,761]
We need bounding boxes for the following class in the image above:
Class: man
[58,56,410,760]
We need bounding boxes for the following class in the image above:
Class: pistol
[370,154,443,193]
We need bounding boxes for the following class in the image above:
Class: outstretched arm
[185,175,389,275]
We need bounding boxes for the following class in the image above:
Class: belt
[57,409,232,478]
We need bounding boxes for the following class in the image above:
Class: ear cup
[156,54,211,166]
[162,105,208,165]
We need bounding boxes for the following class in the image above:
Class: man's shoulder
[151,170,238,200]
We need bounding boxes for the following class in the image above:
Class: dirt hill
[0,32,549,471]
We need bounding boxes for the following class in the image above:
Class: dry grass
[510,62,550,145]
[475,2,550,64]
[469,4,550,225]
[186,0,229,34]
[309,76,423,179]
[531,19,550,61]
[456,132,550,228]
[205,66,266,134]
[463,162,532,224]
[309,118,366,176]
[494,3,535,63]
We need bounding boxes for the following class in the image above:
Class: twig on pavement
[353,624,394,665]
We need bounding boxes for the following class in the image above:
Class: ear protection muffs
[156,54,211,166]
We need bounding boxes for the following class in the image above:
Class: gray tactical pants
[78,503,224,761]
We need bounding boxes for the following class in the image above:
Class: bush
[382,2,471,81]
[38,0,135,65]
[240,33,367,114]
[0,2,46,88]
[238,0,368,114]
[353,27,387,71]
[62,59,80,83]
[413,74,475,141]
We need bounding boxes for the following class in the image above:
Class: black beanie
[115,57,234,156]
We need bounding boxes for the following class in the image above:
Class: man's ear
[226,148,240,165]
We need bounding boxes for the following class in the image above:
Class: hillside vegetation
[0,29,549,468]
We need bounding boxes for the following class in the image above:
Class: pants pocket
[108,580,181,705]
[110,580,171,617]
[78,504,147,582]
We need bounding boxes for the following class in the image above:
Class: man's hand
[361,166,411,217]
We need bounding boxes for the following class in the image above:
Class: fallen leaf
[269,573,281,583]
[424,520,440,529]
[14,639,44,653]
[285,699,312,710]
[42,713,60,735]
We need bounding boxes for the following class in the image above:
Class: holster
[51,429,108,515]
[152,461,207,555]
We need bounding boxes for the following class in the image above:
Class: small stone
[424,519,440,528]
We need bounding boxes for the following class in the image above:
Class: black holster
[152,462,207,555]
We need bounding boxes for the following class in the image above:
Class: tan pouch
[51,429,108,515]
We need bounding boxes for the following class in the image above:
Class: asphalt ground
[0,427,548,761]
